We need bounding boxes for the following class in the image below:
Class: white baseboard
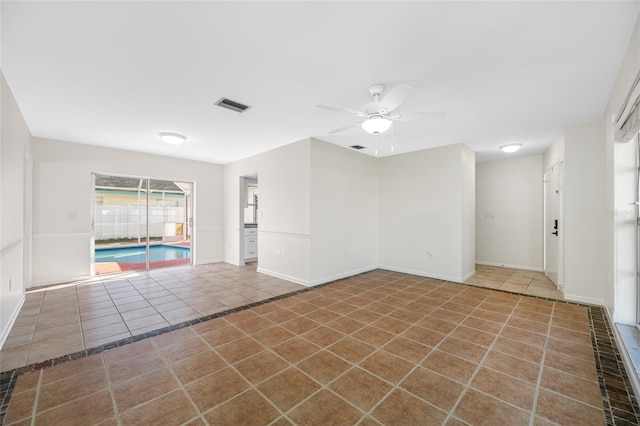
[29,274,92,288]
[256,268,310,286]
[563,293,605,306]
[475,261,544,272]
[194,257,224,265]
[461,270,476,282]
[0,294,25,350]
[308,266,379,287]
[378,265,467,283]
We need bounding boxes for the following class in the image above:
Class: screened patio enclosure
[92,174,193,274]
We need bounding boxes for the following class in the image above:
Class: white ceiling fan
[318,83,446,135]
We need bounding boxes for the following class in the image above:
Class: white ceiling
[2,1,638,164]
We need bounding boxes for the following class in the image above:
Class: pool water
[95,244,190,263]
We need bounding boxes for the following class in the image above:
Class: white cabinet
[244,227,258,260]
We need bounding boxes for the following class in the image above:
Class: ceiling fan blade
[379,84,412,112]
[390,111,447,122]
[328,122,363,134]
[317,104,367,117]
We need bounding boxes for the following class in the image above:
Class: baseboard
[378,265,467,283]
[256,268,310,286]
[461,270,476,282]
[0,293,25,350]
[564,293,605,306]
[606,306,640,400]
[29,274,92,289]
[308,266,379,287]
[194,257,225,265]
[475,261,544,272]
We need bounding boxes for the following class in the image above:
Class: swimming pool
[95,244,190,263]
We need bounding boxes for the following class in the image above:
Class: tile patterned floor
[0,263,304,372]
[1,267,638,425]
[465,265,564,300]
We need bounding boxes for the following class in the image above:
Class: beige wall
[1,71,32,347]
[31,138,224,285]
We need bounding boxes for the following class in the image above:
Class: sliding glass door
[92,174,192,275]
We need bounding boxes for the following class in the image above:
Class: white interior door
[545,163,561,286]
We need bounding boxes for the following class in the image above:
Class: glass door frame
[91,172,194,275]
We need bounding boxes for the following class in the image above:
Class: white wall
[606,14,640,322]
[1,71,32,347]
[378,144,475,282]
[476,156,543,271]
[310,139,378,284]
[563,119,607,305]
[224,139,312,284]
[31,138,224,285]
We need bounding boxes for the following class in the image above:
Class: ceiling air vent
[215,97,252,113]
[350,145,366,150]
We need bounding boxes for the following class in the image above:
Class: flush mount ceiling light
[499,143,523,153]
[361,116,392,135]
[159,132,187,146]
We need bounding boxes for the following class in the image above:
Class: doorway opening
[91,173,193,275]
[241,175,258,264]
[544,161,563,291]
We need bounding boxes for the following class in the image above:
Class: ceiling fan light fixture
[361,116,392,135]
[499,143,522,153]
[159,132,187,146]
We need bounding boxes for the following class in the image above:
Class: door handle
[552,231,558,236]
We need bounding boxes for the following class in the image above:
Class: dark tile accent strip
[2,272,640,425]
[589,305,640,425]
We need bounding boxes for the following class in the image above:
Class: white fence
[95,205,187,241]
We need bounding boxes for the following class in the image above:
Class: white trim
[308,265,378,287]
[378,265,467,283]
[0,294,25,350]
[475,261,544,272]
[32,232,92,240]
[29,273,93,288]
[256,267,310,286]
[0,238,23,255]
[193,257,224,265]
[258,230,310,239]
[461,270,476,282]
[563,293,605,306]
[606,306,640,401]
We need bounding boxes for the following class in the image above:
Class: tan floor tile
[540,367,602,407]
[360,350,413,383]
[329,336,377,363]
[482,350,541,384]
[401,367,464,411]
[287,389,363,426]
[4,389,36,424]
[235,350,289,384]
[372,389,448,425]
[257,367,320,412]
[535,389,605,426]
[42,354,104,384]
[543,350,598,382]
[204,389,280,426]
[471,367,536,411]
[217,336,265,364]
[38,367,108,412]
[330,367,392,411]
[170,350,227,385]
[108,350,164,385]
[102,338,154,366]
[113,367,179,412]
[302,325,345,347]
[272,336,319,364]
[297,350,351,384]
[383,336,432,364]
[493,336,544,364]
[120,389,198,426]
[421,350,478,385]
[35,389,114,425]
[454,389,530,426]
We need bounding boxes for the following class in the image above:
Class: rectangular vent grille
[350,145,366,150]
[215,97,251,113]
